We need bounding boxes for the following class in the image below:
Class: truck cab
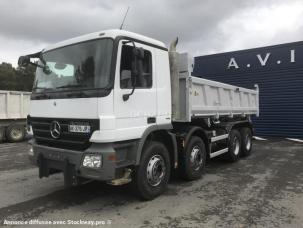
[29,30,171,141]
[20,29,258,200]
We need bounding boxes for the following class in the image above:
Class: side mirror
[122,45,145,101]
[18,56,30,67]
[137,48,144,59]
[133,47,144,59]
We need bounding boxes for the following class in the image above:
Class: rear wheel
[6,124,25,142]
[240,128,253,156]
[180,136,206,181]
[226,129,241,162]
[0,127,5,142]
[132,141,171,200]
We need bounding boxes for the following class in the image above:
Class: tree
[0,62,36,91]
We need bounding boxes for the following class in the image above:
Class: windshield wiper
[56,85,84,89]
[33,86,54,91]
[56,85,90,98]
[32,87,53,99]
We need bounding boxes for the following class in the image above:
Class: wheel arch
[231,120,253,133]
[184,126,210,158]
[136,124,178,169]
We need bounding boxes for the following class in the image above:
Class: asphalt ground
[0,139,302,227]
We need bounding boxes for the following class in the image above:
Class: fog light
[82,154,102,168]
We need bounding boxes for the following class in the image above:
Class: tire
[240,128,253,157]
[226,129,241,162]
[0,127,5,142]
[6,124,25,142]
[132,141,171,200]
[180,136,206,181]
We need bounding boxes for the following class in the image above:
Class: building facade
[193,41,303,139]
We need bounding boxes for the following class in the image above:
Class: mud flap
[38,154,49,178]
[63,159,88,187]
[63,159,78,187]
[38,155,82,186]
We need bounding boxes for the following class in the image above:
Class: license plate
[68,124,91,133]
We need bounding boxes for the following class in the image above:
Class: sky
[1,0,303,66]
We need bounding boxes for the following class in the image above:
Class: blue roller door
[193,41,303,138]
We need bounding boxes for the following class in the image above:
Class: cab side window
[120,45,152,89]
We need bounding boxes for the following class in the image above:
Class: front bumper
[29,140,136,182]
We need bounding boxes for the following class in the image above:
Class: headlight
[82,154,102,168]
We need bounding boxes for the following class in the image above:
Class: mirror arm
[123,76,136,101]
[122,40,136,49]
[18,51,44,68]
[122,86,135,101]
[27,51,47,66]
[27,51,42,59]
[28,61,45,69]
[122,39,138,101]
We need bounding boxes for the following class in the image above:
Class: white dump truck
[18,30,259,200]
[0,90,31,142]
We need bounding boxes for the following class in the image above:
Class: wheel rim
[11,128,22,139]
[245,135,252,151]
[146,155,166,186]
[190,146,203,171]
[233,137,240,155]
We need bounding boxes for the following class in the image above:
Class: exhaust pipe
[169,38,180,121]
[169,37,178,52]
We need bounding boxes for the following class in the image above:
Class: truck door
[113,40,157,141]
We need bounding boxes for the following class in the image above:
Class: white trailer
[0,90,31,142]
[19,29,259,200]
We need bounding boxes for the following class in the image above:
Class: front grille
[29,117,99,151]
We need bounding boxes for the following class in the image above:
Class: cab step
[107,168,132,186]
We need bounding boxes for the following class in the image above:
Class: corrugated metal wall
[193,41,303,138]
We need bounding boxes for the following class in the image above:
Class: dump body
[0,90,31,120]
[176,53,259,122]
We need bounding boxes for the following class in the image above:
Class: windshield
[33,38,113,92]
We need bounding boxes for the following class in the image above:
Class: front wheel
[132,141,171,200]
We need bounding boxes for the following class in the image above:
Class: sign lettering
[227,49,296,70]
[227,58,239,69]
[257,53,271,66]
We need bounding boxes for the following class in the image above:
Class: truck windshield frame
[31,38,114,100]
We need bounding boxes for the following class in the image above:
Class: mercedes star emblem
[50,121,61,139]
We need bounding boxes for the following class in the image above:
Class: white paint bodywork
[0,90,31,120]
